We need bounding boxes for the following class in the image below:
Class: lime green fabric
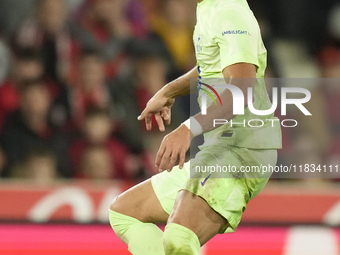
[163,223,201,255]
[194,0,282,149]
[151,147,277,233]
[195,0,265,78]
[109,210,165,255]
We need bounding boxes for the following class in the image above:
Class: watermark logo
[200,85,311,116]
[199,83,311,128]
[198,82,223,115]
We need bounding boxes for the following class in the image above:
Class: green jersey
[194,0,282,149]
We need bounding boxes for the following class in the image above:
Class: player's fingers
[161,109,171,125]
[179,150,186,170]
[167,109,171,125]
[137,108,148,121]
[160,108,169,120]
[167,148,179,172]
[138,109,153,130]
[155,112,165,132]
[158,148,172,172]
[155,144,166,167]
[144,113,153,130]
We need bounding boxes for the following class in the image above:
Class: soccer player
[109,0,282,254]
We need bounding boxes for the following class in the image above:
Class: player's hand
[138,90,175,131]
[156,124,191,172]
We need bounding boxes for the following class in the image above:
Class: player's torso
[193,0,282,150]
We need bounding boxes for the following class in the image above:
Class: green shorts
[151,145,277,233]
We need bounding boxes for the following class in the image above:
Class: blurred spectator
[11,147,58,184]
[25,148,57,183]
[0,48,44,130]
[80,145,114,180]
[0,79,70,178]
[135,53,168,131]
[318,46,340,78]
[139,0,161,20]
[149,0,196,71]
[69,106,140,179]
[0,48,71,131]
[14,0,80,84]
[133,52,170,156]
[131,50,187,159]
[82,0,147,39]
[75,0,148,80]
[0,0,35,37]
[111,29,180,152]
[72,47,147,156]
[133,49,186,125]
[71,48,113,127]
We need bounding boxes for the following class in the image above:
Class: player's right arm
[138,67,198,131]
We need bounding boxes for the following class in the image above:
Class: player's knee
[163,223,200,255]
[109,195,121,212]
[109,194,131,215]
[109,194,150,223]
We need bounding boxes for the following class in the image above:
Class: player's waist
[200,118,282,150]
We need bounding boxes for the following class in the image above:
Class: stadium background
[0,0,340,254]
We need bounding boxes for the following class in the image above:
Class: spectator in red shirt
[135,53,168,133]
[0,48,72,131]
[0,48,44,130]
[127,50,187,165]
[71,48,147,158]
[69,106,142,180]
[71,48,113,127]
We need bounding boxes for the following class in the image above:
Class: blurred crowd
[0,0,339,183]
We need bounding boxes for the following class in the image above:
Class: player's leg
[110,179,169,222]
[110,161,191,254]
[109,179,169,255]
[163,190,228,255]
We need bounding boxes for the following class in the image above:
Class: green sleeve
[213,7,260,72]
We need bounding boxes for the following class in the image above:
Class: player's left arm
[155,63,256,172]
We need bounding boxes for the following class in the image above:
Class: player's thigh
[168,190,228,246]
[110,179,169,223]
